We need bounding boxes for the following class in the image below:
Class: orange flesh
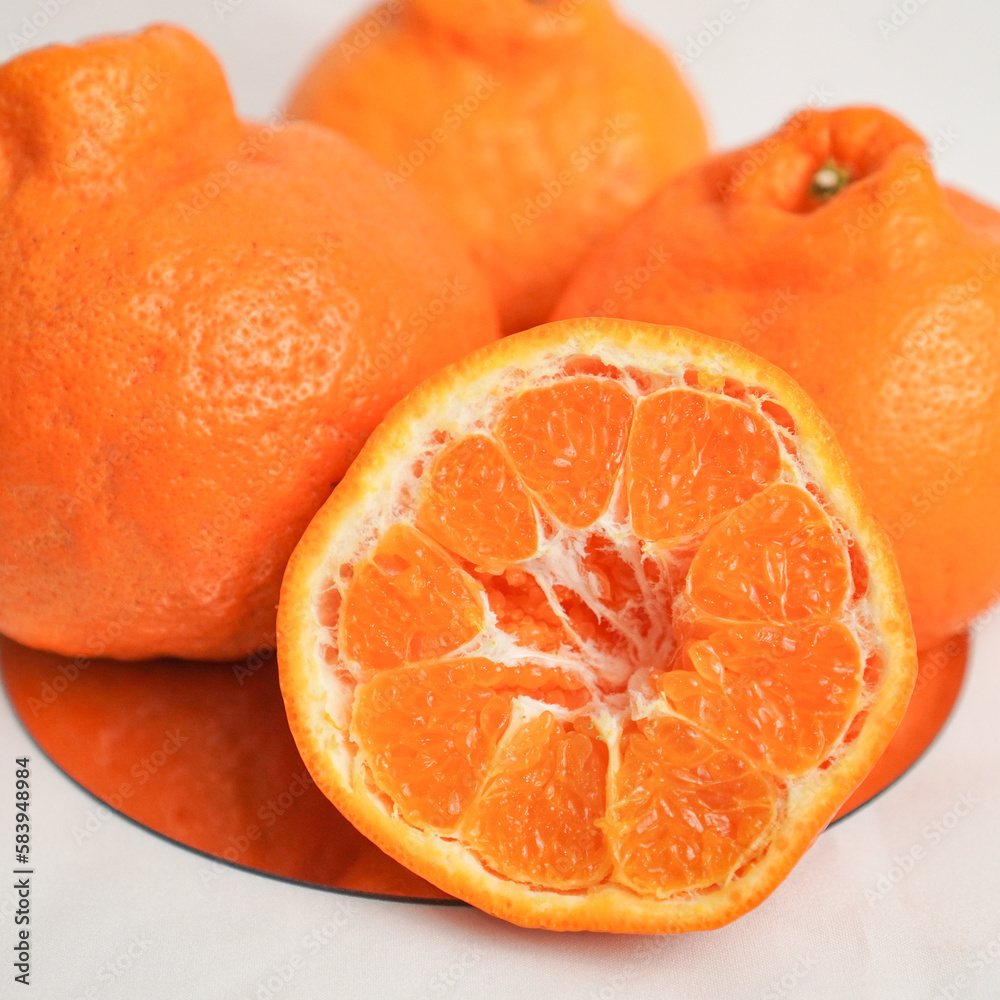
[608,717,778,894]
[337,371,868,896]
[629,389,782,545]
[658,623,863,776]
[340,523,484,677]
[496,377,634,529]
[464,712,611,889]
[416,435,537,569]
[684,483,853,623]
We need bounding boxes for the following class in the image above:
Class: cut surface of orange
[278,319,915,932]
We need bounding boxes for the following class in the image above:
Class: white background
[2,1,1000,997]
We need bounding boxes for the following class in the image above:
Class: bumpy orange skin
[0,26,499,661]
[289,0,708,334]
[556,107,1000,650]
[278,318,916,933]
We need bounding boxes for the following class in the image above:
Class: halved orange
[278,319,916,932]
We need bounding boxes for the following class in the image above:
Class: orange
[0,26,499,661]
[278,318,915,932]
[288,0,708,334]
[555,106,1000,651]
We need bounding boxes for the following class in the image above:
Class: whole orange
[0,25,499,661]
[288,0,708,334]
[555,106,1000,650]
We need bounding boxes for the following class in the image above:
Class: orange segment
[629,389,782,544]
[340,523,484,675]
[658,623,864,775]
[353,659,510,831]
[416,435,538,569]
[685,483,852,623]
[353,658,589,832]
[495,377,633,528]
[608,717,777,894]
[463,712,610,889]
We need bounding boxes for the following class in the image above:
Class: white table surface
[2,1,1000,997]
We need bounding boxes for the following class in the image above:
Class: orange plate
[0,633,966,902]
